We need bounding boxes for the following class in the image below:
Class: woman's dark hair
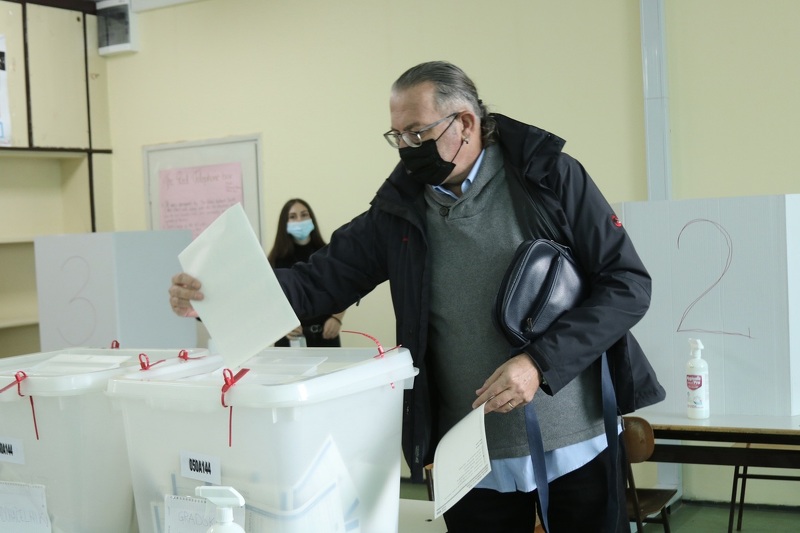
[392,60,497,145]
[267,198,326,267]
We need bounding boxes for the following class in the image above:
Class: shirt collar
[432,149,486,199]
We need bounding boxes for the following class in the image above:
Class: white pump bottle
[686,338,709,419]
[195,486,245,533]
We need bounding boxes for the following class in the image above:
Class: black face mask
[398,139,455,186]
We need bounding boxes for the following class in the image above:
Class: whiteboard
[144,135,263,242]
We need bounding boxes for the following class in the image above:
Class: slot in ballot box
[0,347,212,533]
[107,347,418,533]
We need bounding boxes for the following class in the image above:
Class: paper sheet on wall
[178,203,300,369]
[432,404,491,519]
[159,162,243,239]
[0,35,12,146]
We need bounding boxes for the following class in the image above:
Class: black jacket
[275,113,665,481]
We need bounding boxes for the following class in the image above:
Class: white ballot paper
[178,203,300,369]
[432,404,491,519]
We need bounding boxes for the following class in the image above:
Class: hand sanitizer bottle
[195,486,245,533]
[686,338,709,419]
[289,335,307,348]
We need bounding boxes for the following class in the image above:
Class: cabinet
[28,4,90,148]
[0,1,109,358]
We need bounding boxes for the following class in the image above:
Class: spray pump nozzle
[689,338,704,357]
[195,486,245,529]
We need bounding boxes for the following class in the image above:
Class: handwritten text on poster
[159,162,243,238]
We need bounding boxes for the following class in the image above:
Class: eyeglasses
[383,112,459,149]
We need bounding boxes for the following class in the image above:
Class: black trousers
[273,323,341,348]
[443,437,628,533]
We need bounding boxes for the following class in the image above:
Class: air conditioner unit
[97,0,138,56]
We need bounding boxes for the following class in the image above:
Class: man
[170,61,664,532]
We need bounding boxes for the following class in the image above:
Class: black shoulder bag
[493,168,621,533]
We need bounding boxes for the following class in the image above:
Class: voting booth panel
[617,195,800,416]
[34,230,196,351]
[107,347,417,533]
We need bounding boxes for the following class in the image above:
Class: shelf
[0,324,40,359]
[0,243,39,333]
[0,147,92,158]
[0,155,92,240]
[0,315,38,329]
[0,236,35,245]
[0,1,105,361]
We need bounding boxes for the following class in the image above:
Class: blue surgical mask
[287,219,315,241]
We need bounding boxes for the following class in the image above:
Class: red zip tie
[0,371,26,395]
[341,330,402,388]
[220,368,250,448]
[1,371,39,440]
[177,349,205,361]
[341,330,402,358]
[138,353,166,371]
[28,397,38,440]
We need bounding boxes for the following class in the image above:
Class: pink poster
[159,162,243,238]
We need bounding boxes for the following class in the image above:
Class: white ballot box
[107,347,417,533]
[617,194,800,416]
[34,230,195,351]
[0,347,209,533]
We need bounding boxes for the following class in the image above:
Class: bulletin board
[144,135,263,242]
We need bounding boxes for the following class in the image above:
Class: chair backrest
[623,416,655,464]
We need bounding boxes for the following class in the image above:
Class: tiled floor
[400,479,800,532]
[646,500,799,533]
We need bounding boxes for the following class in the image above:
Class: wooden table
[640,412,800,468]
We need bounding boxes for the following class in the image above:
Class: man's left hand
[473,353,540,414]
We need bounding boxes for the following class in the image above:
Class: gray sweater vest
[424,143,604,458]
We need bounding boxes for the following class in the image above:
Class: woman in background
[268,198,345,347]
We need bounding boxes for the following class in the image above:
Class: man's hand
[285,326,303,340]
[472,353,541,414]
[323,317,342,339]
[168,272,204,318]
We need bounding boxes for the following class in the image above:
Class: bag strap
[507,166,621,533]
[524,353,619,533]
[505,162,567,245]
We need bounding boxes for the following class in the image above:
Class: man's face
[389,82,467,186]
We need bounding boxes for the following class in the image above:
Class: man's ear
[459,110,479,140]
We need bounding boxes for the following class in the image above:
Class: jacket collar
[492,113,566,183]
[374,113,566,205]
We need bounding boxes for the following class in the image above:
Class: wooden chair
[623,416,678,533]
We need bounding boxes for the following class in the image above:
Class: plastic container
[686,338,710,419]
[289,335,307,348]
[196,485,246,533]
[0,347,210,533]
[107,347,418,533]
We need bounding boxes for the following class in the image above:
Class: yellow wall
[98,0,800,505]
[666,0,800,199]
[102,0,646,349]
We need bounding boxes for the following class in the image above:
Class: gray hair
[392,61,497,145]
